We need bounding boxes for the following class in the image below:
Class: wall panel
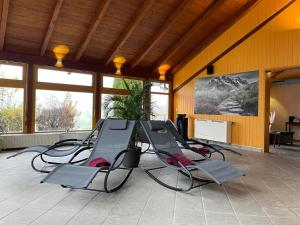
[173,0,300,150]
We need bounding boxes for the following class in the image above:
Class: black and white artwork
[194,71,258,116]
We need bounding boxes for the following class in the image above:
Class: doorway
[267,68,300,154]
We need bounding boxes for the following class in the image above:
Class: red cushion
[165,152,193,166]
[196,147,210,154]
[88,157,110,167]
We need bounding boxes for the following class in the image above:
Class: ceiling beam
[270,70,284,79]
[40,0,64,56]
[0,0,10,51]
[75,0,112,61]
[130,0,190,68]
[105,0,155,65]
[172,0,259,73]
[154,0,226,68]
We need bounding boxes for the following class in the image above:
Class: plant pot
[123,147,141,168]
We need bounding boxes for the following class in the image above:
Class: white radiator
[0,131,90,149]
[194,119,232,143]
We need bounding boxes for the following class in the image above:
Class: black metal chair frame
[41,120,136,193]
[166,120,242,160]
[30,121,103,173]
[46,148,134,193]
[144,150,214,192]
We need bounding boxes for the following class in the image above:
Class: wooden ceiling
[0,0,258,74]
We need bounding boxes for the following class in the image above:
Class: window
[0,87,24,133]
[37,68,93,86]
[102,75,143,89]
[35,67,94,132]
[0,62,24,133]
[101,94,127,119]
[35,90,93,131]
[151,93,169,120]
[0,64,23,80]
[151,82,169,120]
[151,82,169,93]
[101,75,143,119]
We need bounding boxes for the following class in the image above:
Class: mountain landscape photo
[194,71,258,116]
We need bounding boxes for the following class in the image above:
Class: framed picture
[194,71,259,116]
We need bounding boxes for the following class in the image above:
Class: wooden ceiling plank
[0,0,10,51]
[75,0,113,61]
[105,0,155,65]
[131,0,190,68]
[40,0,64,56]
[173,0,295,93]
[172,0,259,73]
[154,0,226,68]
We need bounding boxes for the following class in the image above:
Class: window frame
[0,61,27,133]
[33,65,95,133]
[0,61,173,134]
[149,79,171,120]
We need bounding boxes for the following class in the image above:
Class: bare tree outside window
[35,92,80,131]
[0,87,23,133]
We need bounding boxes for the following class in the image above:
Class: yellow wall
[270,82,300,139]
[173,0,300,150]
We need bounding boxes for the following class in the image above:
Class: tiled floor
[1,147,300,225]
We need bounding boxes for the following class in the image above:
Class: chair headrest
[148,121,165,131]
[109,120,128,130]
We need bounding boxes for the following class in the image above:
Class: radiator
[194,119,232,143]
[0,131,90,149]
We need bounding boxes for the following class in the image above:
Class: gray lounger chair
[7,120,104,173]
[41,119,135,193]
[166,120,242,160]
[140,120,244,192]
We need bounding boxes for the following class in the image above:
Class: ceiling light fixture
[53,45,70,68]
[158,64,171,81]
[113,56,126,76]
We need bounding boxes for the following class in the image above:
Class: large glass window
[0,64,23,80]
[0,62,24,133]
[35,90,93,132]
[101,94,127,119]
[0,87,24,133]
[151,82,169,93]
[151,82,169,120]
[151,93,169,120]
[37,68,93,86]
[103,76,143,89]
[101,75,144,119]
[35,67,94,132]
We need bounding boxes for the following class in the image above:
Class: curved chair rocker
[140,120,244,192]
[166,120,242,160]
[138,127,153,154]
[41,119,136,193]
[7,120,104,173]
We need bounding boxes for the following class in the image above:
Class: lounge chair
[166,120,242,160]
[41,119,135,193]
[140,120,244,192]
[7,120,104,173]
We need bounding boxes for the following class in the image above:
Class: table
[285,122,300,132]
[270,131,294,147]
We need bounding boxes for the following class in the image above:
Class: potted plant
[103,80,152,168]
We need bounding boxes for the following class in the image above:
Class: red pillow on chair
[165,153,193,166]
[88,157,110,167]
[196,147,210,154]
